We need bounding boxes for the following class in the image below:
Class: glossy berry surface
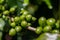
[10,22,16,27]
[38,17,46,26]
[26,15,32,22]
[15,26,22,32]
[9,28,16,36]
[43,25,52,32]
[46,18,55,26]
[21,21,28,28]
[35,27,42,34]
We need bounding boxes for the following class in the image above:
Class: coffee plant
[0,0,60,40]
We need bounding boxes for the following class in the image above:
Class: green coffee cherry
[26,15,32,22]
[14,16,20,22]
[1,6,5,11]
[20,8,26,14]
[52,30,59,34]
[10,22,16,27]
[32,17,37,21]
[15,26,22,32]
[27,23,31,26]
[46,18,55,26]
[2,15,6,19]
[21,21,28,28]
[43,25,52,32]
[20,15,25,21]
[38,17,46,26]
[3,10,9,15]
[9,7,15,12]
[9,6,17,12]
[9,28,16,36]
[22,11,29,16]
[55,20,60,28]
[35,27,42,34]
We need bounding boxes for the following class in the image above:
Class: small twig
[10,17,14,22]
[27,26,36,31]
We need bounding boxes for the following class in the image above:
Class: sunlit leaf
[0,18,5,30]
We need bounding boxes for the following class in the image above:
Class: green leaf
[36,33,47,40]
[7,0,23,15]
[17,0,23,16]
[57,35,60,40]
[7,0,17,7]
[0,18,5,40]
[43,0,53,9]
[0,18,5,30]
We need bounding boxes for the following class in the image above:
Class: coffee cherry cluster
[0,0,37,36]
[35,17,60,34]
[0,0,59,38]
